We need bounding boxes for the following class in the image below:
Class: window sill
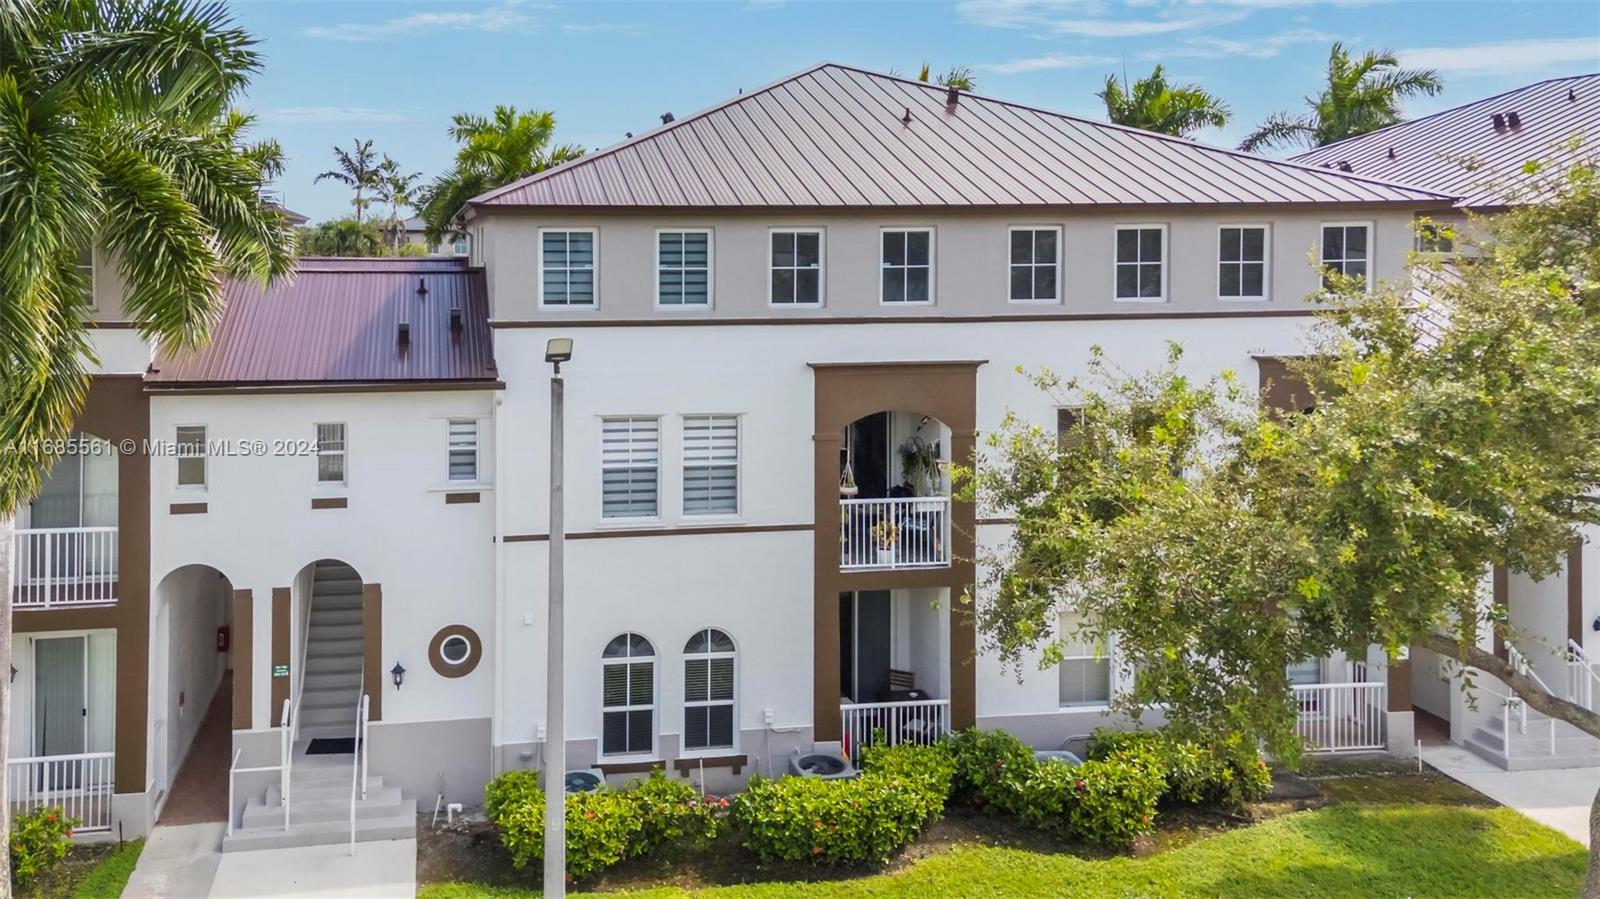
[680,514,743,526]
[429,483,494,493]
[596,758,666,776]
[536,304,601,312]
[1007,298,1062,306]
[1112,297,1168,304]
[594,517,665,530]
[1218,296,1269,303]
[1058,702,1112,712]
[878,301,936,308]
[673,753,747,774]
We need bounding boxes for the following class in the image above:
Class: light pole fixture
[390,662,406,689]
[544,337,572,898]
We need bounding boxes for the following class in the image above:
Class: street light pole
[543,339,572,897]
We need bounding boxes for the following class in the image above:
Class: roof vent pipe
[416,277,428,298]
[660,112,674,124]
[1571,88,1578,102]
[946,85,959,106]
[1492,112,1506,131]
[1387,147,1396,159]
[1336,161,1353,172]
[397,320,411,348]
[1507,110,1522,129]
[901,107,912,124]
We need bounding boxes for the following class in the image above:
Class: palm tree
[1240,42,1442,152]
[418,106,585,245]
[373,157,421,250]
[1097,65,1231,138]
[0,0,292,872]
[917,63,976,92]
[315,139,382,223]
[300,218,384,257]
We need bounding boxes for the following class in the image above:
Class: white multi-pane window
[657,230,711,306]
[881,228,933,303]
[1009,227,1059,302]
[540,229,596,306]
[447,419,478,482]
[602,633,655,756]
[683,628,736,752]
[1320,223,1371,289]
[601,417,659,519]
[316,423,347,484]
[1414,221,1454,254]
[76,245,95,308]
[682,415,737,516]
[1114,225,1165,301]
[175,425,207,488]
[1058,612,1111,706]
[1218,225,1268,300]
[770,230,822,305]
[451,235,469,256]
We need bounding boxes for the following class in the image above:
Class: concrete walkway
[1423,743,1597,846]
[122,819,416,898]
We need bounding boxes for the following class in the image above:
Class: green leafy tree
[298,218,383,257]
[314,138,382,223]
[1098,65,1231,138]
[917,63,976,92]
[372,156,421,250]
[964,162,1600,886]
[418,106,584,245]
[1240,42,1442,152]
[0,0,292,880]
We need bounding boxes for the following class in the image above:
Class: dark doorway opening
[840,591,891,703]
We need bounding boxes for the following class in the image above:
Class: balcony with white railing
[6,752,115,833]
[840,698,952,763]
[839,497,951,571]
[11,527,118,608]
[1292,681,1387,752]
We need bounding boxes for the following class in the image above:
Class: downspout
[491,389,506,779]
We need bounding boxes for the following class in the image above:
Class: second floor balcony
[837,410,952,572]
[840,497,950,570]
[12,527,119,608]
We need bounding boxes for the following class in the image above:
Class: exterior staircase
[223,561,415,852]
[1465,703,1600,771]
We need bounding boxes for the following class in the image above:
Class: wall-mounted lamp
[391,662,406,689]
[1592,615,1599,633]
[8,666,14,683]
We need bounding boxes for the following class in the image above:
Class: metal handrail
[280,698,293,831]
[1507,645,1557,695]
[1569,640,1600,709]
[359,694,370,800]
[349,674,364,856]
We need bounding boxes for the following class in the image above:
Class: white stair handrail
[1507,645,1557,696]
[280,697,293,832]
[349,674,364,856]
[1568,640,1600,709]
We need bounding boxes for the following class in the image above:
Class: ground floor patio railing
[6,752,115,833]
[840,698,952,763]
[1293,682,1387,752]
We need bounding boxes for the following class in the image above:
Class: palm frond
[1238,113,1317,152]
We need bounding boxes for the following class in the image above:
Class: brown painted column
[363,584,383,721]
[271,588,290,725]
[1569,541,1585,646]
[948,429,977,732]
[1387,657,1413,712]
[812,431,844,743]
[232,589,253,729]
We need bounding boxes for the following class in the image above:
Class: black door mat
[306,737,359,755]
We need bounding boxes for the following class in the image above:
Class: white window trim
[654,228,714,311]
[1216,223,1272,302]
[1112,223,1169,304]
[680,627,739,758]
[1319,220,1376,295]
[600,634,659,760]
[598,414,662,526]
[766,227,826,309]
[878,226,936,306]
[446,417,481,484]
[78,245,98,312]
[174,423,207,491]
[315,422,348,487]
[536,226,600,310]
[1006,225,1063,305]
[681,413,741,521]
[1058,633,1117,711]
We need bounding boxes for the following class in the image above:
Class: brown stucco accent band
[363,584,383,721]
[672,755,746,774]
[1386,659,1413,712]
[493,310,1321,329]
[271,588,290,725]
[310,497,348,510]
[444,492,480,504]
[811,361,981,742]
[232,589,253,729]
[169,502,207,515]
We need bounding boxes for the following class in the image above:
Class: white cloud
[1399,37,1600,77]
[979,53,1120,75]
[956,0,1248,37]
[304,2,538,42]
[257,106,411,124]
[1150,26,1334,60]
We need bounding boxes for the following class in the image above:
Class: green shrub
[735,765,947,866]
[485,769,543,822]
[11,806,75,888]
[1086,728,1270,810]
[1015,759,1079,834]
[860,741,956,800]
[482,770,642,881]
[1064,754,1165,847]
[622,770,724,857]
[945,729,1035,814]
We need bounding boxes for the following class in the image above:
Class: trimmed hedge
[1086,729,1271,809]
[626,770,725,858]
[945,728,1034,815]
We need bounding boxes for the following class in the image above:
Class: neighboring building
[15,63,1473,849]
[397,216,469,256]
[1296,73,1600,769]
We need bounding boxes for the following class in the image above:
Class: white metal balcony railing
[6,752,115,833]
[1292,682,1387,752]
[840,698,952,763]
[839,497,951,571]
[1569,640,1600,712]
[11,527,118,608]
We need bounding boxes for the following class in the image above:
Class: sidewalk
[122,821,225,898]
[1423,743,1597,846]
[122,821,416,898]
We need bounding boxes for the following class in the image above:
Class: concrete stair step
[242,787,404,829]
[302,671,361,691]
[298,723,357,741]
[308,636,363,655]
[271,776,386,805]
[305,653,362,674]
[223,801,416,853]
[298,705,359,727]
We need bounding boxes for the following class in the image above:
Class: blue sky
[231,0,1600,224]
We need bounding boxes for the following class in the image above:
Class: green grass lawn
[69,839,144,899]
[418,804,1584,899]
[14,838,143,899]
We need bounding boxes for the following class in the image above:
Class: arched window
[683,628,736,752]
[601,633,655,756]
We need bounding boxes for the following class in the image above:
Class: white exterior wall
[147,390,498,749]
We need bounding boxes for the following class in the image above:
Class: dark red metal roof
[1294,73,1600,208]
[149,257,498,388]
[470,63,1455,211]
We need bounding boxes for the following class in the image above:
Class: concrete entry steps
[222,743,416,853]
[1465,705,1600,770]
[298,560,365,742]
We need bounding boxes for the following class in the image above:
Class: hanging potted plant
[870,519,898,565]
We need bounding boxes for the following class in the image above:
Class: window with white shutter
[683,628,736,752]
[602,633,655,756]
[601,417,659,518]
[176,425,206,488]
[682,415,737,516]
[316,423,346,484]
[448,419,478,482]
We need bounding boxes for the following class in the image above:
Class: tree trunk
[1588,783,1600,898]
[1,514,14,898]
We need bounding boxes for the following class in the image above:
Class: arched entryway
[153,564,234,824]
[290,559,366,752]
